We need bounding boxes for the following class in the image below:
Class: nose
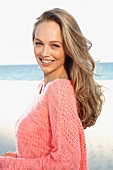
[40,45,50,57]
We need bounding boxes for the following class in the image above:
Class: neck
[43,68,68,87]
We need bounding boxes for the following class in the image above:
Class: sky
[0,0,112,64]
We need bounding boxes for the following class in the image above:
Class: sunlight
[0,81,38,127]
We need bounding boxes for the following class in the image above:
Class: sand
[85,80,113,169]
[0,80,113,170]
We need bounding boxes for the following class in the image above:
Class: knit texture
[0,79,88,170]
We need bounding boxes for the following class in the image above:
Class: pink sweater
[0,79,87,170]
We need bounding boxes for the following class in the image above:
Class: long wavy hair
[32,8,104,129]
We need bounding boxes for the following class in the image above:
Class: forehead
[35,21,62,42]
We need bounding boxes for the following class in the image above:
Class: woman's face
[33,21,66,78]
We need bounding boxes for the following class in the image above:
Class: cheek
[34,47,40,57]
[57,51,65,61]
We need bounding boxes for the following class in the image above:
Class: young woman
[0,8,104,169]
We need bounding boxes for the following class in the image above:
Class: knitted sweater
[0,79,88,170]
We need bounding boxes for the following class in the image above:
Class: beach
[0,80,113,169]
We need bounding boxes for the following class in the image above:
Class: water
[94,62,113,80]
[0,62,113,80]
[0,64,43,80]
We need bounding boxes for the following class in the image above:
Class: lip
[39,58,55,66]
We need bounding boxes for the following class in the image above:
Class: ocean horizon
[0,62,113,80]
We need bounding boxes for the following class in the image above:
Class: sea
[0,62,113,80]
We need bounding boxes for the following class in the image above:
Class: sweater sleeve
[0,80,85,170]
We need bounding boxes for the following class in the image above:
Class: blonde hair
[32,8,104,129]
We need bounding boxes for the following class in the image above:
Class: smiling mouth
[39,58,55,64]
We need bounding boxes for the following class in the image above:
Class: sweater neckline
[39,79,71,94]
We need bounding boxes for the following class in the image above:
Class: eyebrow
[34,38,63,44]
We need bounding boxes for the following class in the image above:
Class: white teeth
[42,59,53,63]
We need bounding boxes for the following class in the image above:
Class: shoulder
[47,78,73,90]
[45,79,76,98]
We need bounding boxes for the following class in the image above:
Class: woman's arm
[0,80,86,170]
[1,152,17,158]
